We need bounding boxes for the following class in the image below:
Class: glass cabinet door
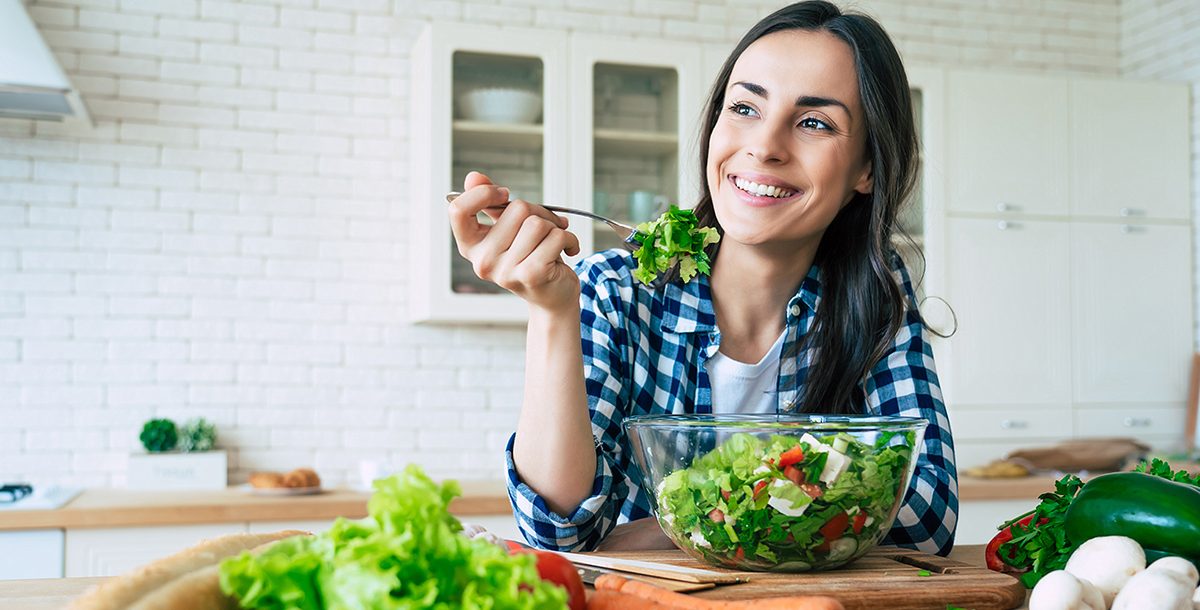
[449,51,546,296]
[569,35,703,261]
[590,63,681,252]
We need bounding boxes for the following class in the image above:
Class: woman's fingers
[447,183,510,254]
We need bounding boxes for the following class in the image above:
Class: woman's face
[706,29,873,251]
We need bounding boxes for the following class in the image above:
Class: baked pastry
[248,471,286,489]
[283,467,320,488]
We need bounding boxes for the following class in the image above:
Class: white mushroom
[1029,570,1105,610]
[1112,568,1194,610]
[1064,536,1146,607]
[1147,556,1200,589]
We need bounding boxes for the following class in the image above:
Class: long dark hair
[694,1,923,414]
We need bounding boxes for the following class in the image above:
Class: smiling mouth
[732,176,797,199]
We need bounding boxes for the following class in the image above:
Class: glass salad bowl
[624,414,927,572]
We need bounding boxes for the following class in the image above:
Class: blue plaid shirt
[505,249,958,555]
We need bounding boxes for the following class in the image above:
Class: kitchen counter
[0,545,1002,610]
[0,481,510,531]
[0,476,1055,532]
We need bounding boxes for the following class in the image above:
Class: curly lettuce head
[220,465,567,610]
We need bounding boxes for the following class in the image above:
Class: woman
[447,0,958,556]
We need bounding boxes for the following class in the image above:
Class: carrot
[586,590,676,609]
[593,573,845,610]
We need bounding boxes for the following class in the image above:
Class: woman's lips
[728,175,802,207]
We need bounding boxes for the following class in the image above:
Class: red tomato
[851,510,868,535]
[799,483,823,499]
[707,508,725,523]
[505,541,586,610]
[783,465,805,486]
[819,512,849,543]
[753,480,769,499]
[777,446,806,469]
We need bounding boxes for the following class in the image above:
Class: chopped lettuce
[655,430,915,570]
[219,465,568,610]
[632,205,720,285]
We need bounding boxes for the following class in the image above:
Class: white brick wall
[1118,0,1200,346]
[0,0,1131,489]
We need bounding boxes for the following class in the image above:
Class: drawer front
[1074,407,1185,439]
[951,408,1073,441]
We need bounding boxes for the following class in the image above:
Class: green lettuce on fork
[632,205,721,285]
[218,465,567,610]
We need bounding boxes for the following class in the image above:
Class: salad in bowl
[624,414,926,572]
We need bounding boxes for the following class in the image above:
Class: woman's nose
[744,120,791,164]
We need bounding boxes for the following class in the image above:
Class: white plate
[241,484,324,496]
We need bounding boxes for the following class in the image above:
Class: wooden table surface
[0,545,1024,610]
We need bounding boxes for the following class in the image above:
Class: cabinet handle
[1119,207,1143,217]
[1000,419,1029,430]
[1123,417,1152,427]
[996,202,1013,213]
[1120,225,1145,234]
[997,220,1019,230]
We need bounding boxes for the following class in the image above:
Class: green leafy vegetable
[139,418,178,453]
[996,458,1198,588]
[654,430,915,569]
[996,474,1083,588]
[1135,457,1200,486]
[219,465,567,610]
[631,205,720,285]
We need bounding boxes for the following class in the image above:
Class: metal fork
[445,191,641,251]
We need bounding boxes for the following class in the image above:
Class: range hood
[0,0,90,124]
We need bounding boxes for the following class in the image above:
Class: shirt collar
[660,263,822,334]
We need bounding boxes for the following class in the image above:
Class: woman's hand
[448,171,582,313]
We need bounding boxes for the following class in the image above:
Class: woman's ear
[853,161,873,195]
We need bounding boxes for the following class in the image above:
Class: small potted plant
[127,417,228,490]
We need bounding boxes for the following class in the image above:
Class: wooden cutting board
[593,547,1026,610]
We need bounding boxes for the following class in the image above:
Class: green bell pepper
[1063,471,1200,563]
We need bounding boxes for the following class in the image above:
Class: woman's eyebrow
[731,81,850,117]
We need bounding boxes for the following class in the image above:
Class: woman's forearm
[512,304,597,516]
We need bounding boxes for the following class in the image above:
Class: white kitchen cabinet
[946,70,1069,216]
[409,22,703,324]
[65,523,246,578]
[1070,222,1193,404]
[941,70,1193,469]
[942,217,1072,407]
[1073,405,1186,441]
[950,407,1073,441]
[1069,78,1191,221]
[0,529,63,579]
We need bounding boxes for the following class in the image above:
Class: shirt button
[788,304,802,317]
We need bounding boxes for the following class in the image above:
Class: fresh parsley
[631,205,720,285]
[996,474,1084,588]
[1134,457,1200,486]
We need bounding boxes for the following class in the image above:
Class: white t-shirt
[708,330,787,414]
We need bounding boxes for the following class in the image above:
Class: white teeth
[734,177,793,199]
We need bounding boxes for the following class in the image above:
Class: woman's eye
[799,117,831,131]
[727,102,757,117]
